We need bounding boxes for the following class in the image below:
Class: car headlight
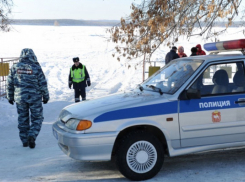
[59,110,71,122]
[65,119,92,131]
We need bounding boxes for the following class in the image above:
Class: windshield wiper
[146,85,163,95]
[137,84,144,92]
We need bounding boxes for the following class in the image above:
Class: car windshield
[141,59,203,94]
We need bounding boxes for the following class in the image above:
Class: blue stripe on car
[94,101,178,123]
[94,94,245,123]
[180,95,245,113]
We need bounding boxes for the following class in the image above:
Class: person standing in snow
[6,48,49,149]
[165,46,180,65]
[69,57,91,102]
[196,44,206,55]
[177,46,187,58]
[190,47,198,56]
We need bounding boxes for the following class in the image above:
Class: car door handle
[235,100,245,104]
[235,98,245,104]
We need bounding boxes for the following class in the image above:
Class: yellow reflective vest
[70,65,85,83]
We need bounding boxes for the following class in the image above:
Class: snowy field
[0,25,245,181]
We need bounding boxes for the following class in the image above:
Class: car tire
[115,130,164,181]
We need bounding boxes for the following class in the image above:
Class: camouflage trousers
[16,101,43,144]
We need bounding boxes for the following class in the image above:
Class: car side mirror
[179,88,201,100]
[186,88,201,99]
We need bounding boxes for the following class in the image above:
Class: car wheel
[115,130,164,181]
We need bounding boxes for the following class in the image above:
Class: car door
[179,61,245,147]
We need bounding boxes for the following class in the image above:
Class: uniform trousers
[16,101,43,143]
[74,87,86,102]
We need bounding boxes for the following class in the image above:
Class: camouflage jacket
[7,49,49,103]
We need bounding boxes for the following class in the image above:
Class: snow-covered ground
[0,25,245,181]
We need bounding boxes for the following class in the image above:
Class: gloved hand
[8,100,14,105]
[69,83,72,89]
[42,99,48,104]
[87,81,91,87]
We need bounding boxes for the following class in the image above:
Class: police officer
[69,57,91,102]
[6,48,49,149]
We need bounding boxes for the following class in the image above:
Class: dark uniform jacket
[165,50,180,65]
[68,63,90,89]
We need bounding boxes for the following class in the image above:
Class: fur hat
[73,57,79,62]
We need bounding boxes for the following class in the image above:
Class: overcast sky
[11,0,141,20]
[10,0,245,20]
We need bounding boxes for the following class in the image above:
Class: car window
[142,59,203,94]
[190,62,245,96]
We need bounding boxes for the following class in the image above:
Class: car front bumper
[52,121,118,161]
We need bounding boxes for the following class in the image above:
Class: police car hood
[63,89,170,120]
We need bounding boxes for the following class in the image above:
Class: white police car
[53,39,245,181]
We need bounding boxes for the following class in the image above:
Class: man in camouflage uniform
[6,48,49,149]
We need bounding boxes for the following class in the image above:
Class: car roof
[180,54,245,63]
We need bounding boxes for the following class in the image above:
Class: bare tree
[108,0,243,62]
[0,0,13,32]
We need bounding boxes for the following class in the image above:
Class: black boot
[28,137,36,149]
[23,142,28,147]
